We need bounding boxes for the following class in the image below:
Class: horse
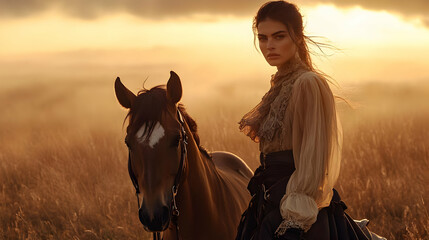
[114,71,253,240]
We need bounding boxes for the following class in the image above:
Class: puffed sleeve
[275,72,343,235]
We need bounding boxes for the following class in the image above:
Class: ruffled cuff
[277,192,319,234]
[275,219,305,236]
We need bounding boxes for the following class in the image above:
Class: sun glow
[0,11,254,55]
[0,5,428,86]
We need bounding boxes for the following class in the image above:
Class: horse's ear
[166,71,182,104]
[115,77,136,109]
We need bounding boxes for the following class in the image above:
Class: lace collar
[239,54,309,142]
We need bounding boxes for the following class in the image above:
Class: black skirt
[235,151,371,240]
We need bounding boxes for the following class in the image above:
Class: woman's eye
[258,37,267,41]
[275,35,285,40]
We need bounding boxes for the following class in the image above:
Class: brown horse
[114,71,253,240]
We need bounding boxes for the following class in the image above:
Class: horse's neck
[174,129,225,238]
[181,138,220,211]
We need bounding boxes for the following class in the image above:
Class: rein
[127,109,188,240]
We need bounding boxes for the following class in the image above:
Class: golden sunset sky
[1,0,428,97]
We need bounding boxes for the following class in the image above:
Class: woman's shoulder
[292,70,333,98]
[294,70,323,87]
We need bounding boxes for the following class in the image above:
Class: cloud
[0,0,428,22]
[0,0,265,19]
[303,0,429,21]
[0,0,52,18]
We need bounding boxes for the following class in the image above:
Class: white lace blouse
[259,71,343,233]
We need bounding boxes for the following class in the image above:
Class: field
[0,75,428,240]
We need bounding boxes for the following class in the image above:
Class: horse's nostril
[138,208,149,227]
[162,205,170,222]
[138,206,170,232]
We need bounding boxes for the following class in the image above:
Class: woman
[236,1,384,240]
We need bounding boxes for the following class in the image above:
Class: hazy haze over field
[1,0,429,91]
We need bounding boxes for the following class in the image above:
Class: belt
[260,150,294,169]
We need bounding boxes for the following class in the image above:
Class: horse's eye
[125,137,131,149]
[171,134,181,147]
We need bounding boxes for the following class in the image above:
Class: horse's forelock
[126,86,167,137]
[124,85,210,158]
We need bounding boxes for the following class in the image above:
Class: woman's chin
[266,59,285,68]
[266,61,279,67]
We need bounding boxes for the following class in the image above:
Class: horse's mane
[125,85,211,159]
[177,104,212,159]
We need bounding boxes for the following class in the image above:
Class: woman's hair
[253,1,336,73]
[253,1,354,106]
[254,1,312,68]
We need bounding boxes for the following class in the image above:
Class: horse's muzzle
[139,205,171,232]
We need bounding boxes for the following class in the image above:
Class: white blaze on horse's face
[136,122,165,148]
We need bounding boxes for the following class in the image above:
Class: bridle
[127,109,188,240]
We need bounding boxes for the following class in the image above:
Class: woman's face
[257,18,297,68]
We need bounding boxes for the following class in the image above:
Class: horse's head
[114,71,187,232]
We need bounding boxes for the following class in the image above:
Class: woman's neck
[276,53,302,74]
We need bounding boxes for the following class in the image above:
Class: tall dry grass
[0,80,147,239]
[0,78,428,239]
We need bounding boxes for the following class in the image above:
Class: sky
[0,0,428,95]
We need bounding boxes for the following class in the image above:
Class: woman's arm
[276,72,343,235]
